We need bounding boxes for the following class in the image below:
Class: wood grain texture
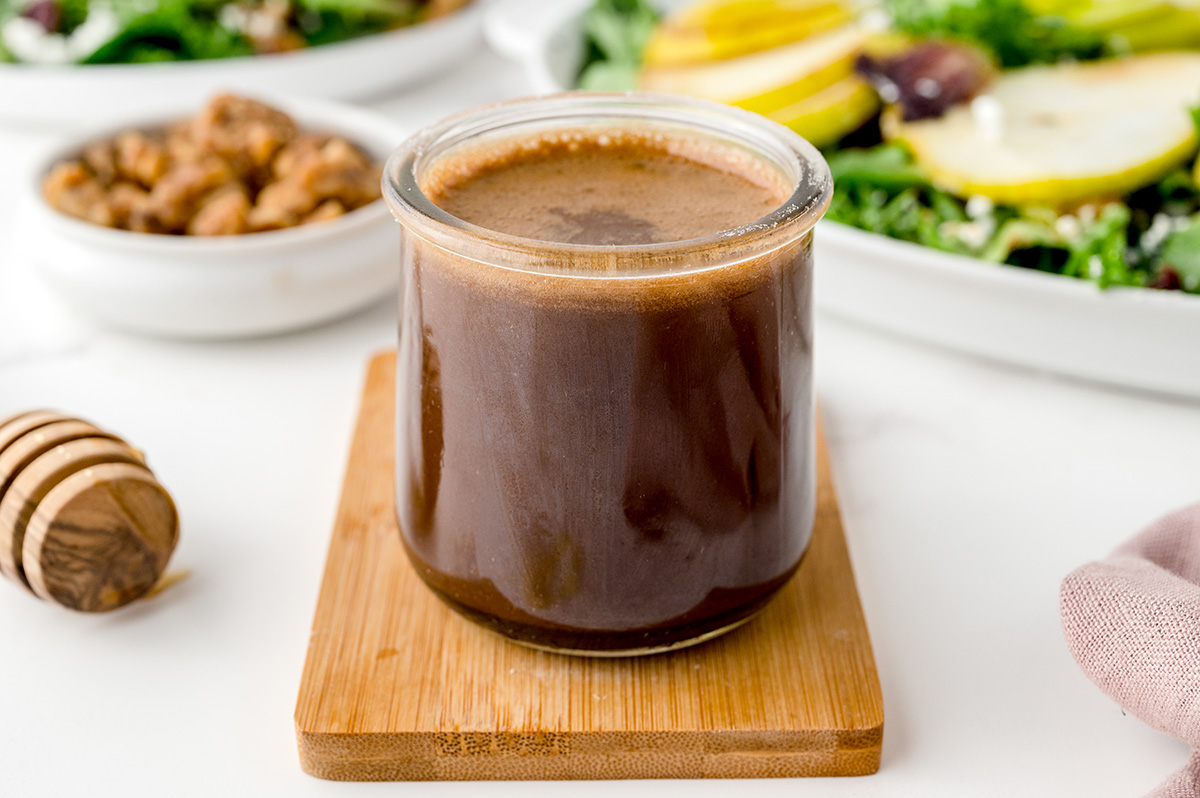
[0,411,71,458]
[0,437,145,587]
[0,421,116,502]
[295,351,883,781]
[22,462,179,612]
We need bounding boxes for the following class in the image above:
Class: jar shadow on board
[383,92,832,657]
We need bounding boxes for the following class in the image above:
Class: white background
[0,46,1197,797]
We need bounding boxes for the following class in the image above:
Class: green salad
[0,0,462,64]
[578,0,1200,294]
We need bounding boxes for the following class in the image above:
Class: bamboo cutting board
[295,351,883,781]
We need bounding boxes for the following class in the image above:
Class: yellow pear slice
[643,0,854,66]
[640,24,867,101]
[886,53,1200,207]
[673,0,842,27]
[763,74,879,147]
[734,54,856,114]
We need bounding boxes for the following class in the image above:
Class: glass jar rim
[383,92,833,277]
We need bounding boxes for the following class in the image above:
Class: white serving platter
[486,0,1200,399]
[0,1,484,128]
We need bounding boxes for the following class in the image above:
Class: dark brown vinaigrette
[396,128,815,652]
[424,130,791,245]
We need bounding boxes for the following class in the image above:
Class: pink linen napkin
[1061,504,1200,797]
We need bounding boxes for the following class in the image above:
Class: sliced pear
[733,54,855,114]
[673,0,842,27]
[763,75,879,147]
[885,53,1200,207]
[639,22,875,147]
[643,0,854,66]
[639,24,867,101]
[1071,0,1178,29]
[1112,7,1200,51]
[1026,0,1200,52]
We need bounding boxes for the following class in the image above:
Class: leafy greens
[576,0,1200,294]
[577,0,658,90]
[0,0,429,64]
[886,0,1107,67]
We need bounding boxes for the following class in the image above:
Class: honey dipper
[0,410,179,612]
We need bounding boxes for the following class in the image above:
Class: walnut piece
[191,93,297,182]
[43,162,114,227]
[108,181,153,231]
[40,94,382,236]
[253,135,380,222]
[187,187,251,236]
[271,133,328,179]
[115,131,168,188]
[303,199,347,225]
[148,158,236,232]
[82,141,117,186]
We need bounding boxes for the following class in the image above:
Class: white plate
[21,96,406,339]
[486,0,1200,398]
[0,2,484,129]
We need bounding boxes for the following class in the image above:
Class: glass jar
[384,93,832,656]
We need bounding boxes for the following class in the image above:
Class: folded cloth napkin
[1061,504,1200,797]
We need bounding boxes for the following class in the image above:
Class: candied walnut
[303,199,346,225]
[317,137,369,171]
[274,137,382,211]
[165,120,204,165]
[127,207,161,234]
[43,161,114,227]
[245,202,297,232]
[107,181,152,230]
[253,176,313,218]
[191,94,297,180]
[252,136,381,225]
[148,158,236,232]
[40,93,381,236]
[272,133,328,179]
[332,163,382,209]
[310,138,381,209]
[187,187,251,236]
[82,140,117,185]
[115,131,168,188]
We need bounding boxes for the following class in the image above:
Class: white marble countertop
[1,48,1197,798]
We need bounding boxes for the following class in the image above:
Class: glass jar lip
[383,92,833,274]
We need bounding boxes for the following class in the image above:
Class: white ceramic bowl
[488,0,1200,399]
[0,2,484,129]
[23,96,405,339]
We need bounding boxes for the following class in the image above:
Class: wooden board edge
[298,728,882,781]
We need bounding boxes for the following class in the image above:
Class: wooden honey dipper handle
[0,411,179,612]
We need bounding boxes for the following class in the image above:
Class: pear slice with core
[885,52,1200,207]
